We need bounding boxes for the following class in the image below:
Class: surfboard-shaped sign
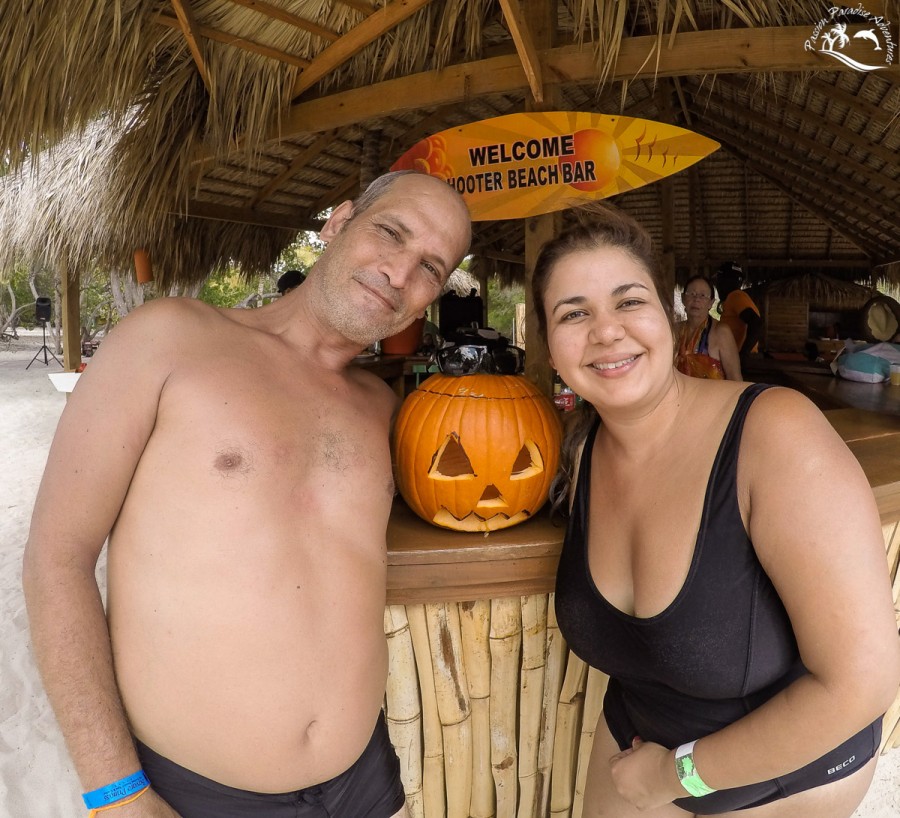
[390,111,719,221]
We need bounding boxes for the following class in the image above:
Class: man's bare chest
[148,366,393,493]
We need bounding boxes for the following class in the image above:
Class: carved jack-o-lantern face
[393,373,562,532]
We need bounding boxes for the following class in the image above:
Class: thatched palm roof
[0,118,294,282]
[1,0,898,287]
[762,272,877,309]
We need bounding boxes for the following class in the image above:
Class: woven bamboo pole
[881,519,900,752]
[517,594,548,818]
[880,689,900,754]
[459,600,495,818]
[549,653,589,818]
[426,603,473,818]
[884,520,900,578]
[408,604,446,818]
[884,520,900,609]
[572,667,609,818]
[384,605,424,818]
[536,594,566,818]
[490,597,522,818]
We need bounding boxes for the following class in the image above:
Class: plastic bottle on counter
[553,375,576,412]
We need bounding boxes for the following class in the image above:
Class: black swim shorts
[135,711,406,818]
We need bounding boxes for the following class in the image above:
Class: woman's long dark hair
[531,202,672,515]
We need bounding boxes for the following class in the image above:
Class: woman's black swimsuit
[555,383,880,813]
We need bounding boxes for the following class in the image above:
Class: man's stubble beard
[312,262,407,348]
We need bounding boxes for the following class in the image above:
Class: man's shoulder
[94,298,226,372]
[112,298,228,347]
[345,366,399,417]
[128,296,218,325]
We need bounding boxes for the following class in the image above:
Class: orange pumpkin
[393,373,563,532]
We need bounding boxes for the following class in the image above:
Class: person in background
[713,261,762,359]
[276,269,306,295]
[531,202,899,818]
[675,275,742,380]
[23,170,471,818]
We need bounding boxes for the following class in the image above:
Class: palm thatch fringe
[0,118,293,288]
[763,273,877,309]
[0,0,496,173]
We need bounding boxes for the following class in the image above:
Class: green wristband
[674,741,717,798]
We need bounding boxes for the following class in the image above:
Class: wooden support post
[60,262,81,372]
[470,255,490,327]
[522,0,558,398]
[688,167,700,278]
[524,213,557,396]
[659,178,676,296]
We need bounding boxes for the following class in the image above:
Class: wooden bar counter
[387,502,564,605]
[382,407,900,818]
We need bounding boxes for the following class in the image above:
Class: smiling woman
[528,203,900,818]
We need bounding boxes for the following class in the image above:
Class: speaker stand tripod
[26,320,63,370]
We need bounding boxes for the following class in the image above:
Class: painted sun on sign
[391,111,720,221]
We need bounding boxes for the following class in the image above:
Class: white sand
[1,339,897,817]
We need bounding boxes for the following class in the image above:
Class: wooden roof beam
[807,76,897,130]
[686,81,898,206]
[290,0,436,101]
[275,26,900,140]
[225,0,340,42]
[155,13,311,69]
[698,111,900,232]
[498,0,544,104]
[303,171,361,221]
[740,258,869,268]
[249,129,340,208]
[700,123,890,259]
[482,249,525,265]
[177,201,316,231]
[187,25,899,169]
[714,74,899,169]
[169,0,213,94]
[736,175,883,260]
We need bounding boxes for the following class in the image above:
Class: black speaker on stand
[26,297,63,370]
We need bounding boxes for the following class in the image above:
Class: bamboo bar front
[383,409,900,817]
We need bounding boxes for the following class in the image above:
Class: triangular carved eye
[510,440,544,480]
[429,433,476,481]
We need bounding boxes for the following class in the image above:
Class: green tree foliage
[79,263,118,339]
[196,232,323,309]
[486,275,524,340]
[197,266,258,309]
[1,261,54,333]
[272,231,322,278]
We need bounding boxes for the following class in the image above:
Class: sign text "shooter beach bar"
[392,112,720,221]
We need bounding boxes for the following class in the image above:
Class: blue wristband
[82,771,150,809]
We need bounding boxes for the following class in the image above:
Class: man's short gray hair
[351,170,420,217]
[347,170,472,270]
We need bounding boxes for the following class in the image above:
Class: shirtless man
[23,170,471,818]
